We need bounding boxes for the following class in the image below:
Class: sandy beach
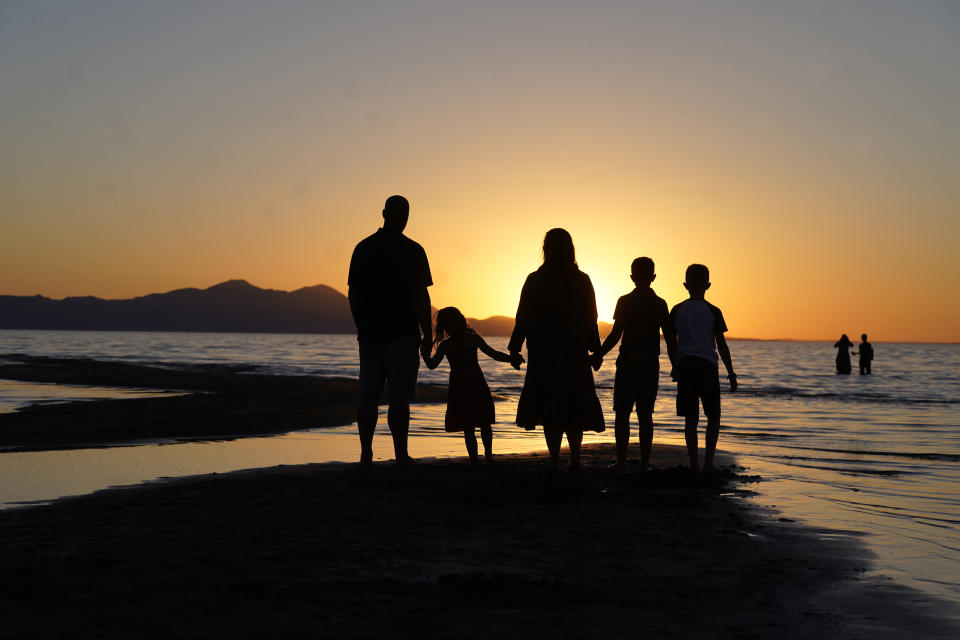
[0,355,447,451]
[2,442,957,639]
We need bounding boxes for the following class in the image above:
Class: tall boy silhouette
[594,257,676,471]
[669,264,737,474]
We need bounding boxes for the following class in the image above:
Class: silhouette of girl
[834,334,854,374]
[424,307,522,462]
[508,228,605,469]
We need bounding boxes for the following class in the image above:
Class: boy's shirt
[670,298,727,366]
[613,287,672,362]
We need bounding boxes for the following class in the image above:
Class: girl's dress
[443,334,496,432]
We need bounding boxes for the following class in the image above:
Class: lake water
[0,330,958,606]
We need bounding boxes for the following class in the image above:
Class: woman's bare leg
[567,430,583,470]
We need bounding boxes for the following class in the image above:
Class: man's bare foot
[395,455,416,466]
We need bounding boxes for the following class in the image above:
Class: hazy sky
[2,0,958,340]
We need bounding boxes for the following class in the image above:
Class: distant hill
[0,280,355,334]
[0,280,615,337]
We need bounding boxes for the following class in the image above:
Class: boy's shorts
[613,355,660,414]
[675,356,721,419]
[358,333,421,401]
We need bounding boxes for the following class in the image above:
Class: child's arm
[477,335,524,369]
[423,341,446,370]
[716,333,737,391]
[597,321,622,358]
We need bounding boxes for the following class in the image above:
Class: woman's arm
[508,275,533,355]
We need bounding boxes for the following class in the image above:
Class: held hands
[508,351,525,371]
[589,353,603,371]
[420,338,432,362]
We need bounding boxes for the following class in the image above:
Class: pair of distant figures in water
[834,334,874,375]
[348,196,738,474]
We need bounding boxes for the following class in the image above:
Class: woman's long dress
[509,265,605,433]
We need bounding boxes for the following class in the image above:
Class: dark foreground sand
[2,443,957,639]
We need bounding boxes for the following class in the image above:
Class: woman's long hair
[542,228,577,270]
[433,306,472,349]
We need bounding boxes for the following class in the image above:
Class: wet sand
[0,355,447,451]
[1,443,956,639]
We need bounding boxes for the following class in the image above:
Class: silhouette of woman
[509,229,605,469]
[834,334,854,374]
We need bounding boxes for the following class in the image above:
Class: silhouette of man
[348,195,433,464]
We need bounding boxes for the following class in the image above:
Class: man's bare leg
[638,411,654,471]
[387,399,412,464]
[684,414,699,471]
[357,397,378,464]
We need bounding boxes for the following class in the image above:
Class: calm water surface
[0,330,958,605]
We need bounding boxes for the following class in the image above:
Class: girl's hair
[542,228,577,268]
[433,306,472,348]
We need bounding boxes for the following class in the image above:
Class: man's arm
[416,286,432,359]
[716,333,737,391]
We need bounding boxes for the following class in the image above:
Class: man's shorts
[675,356,721,419]
[613,355,659,414]
[358,333,421,401]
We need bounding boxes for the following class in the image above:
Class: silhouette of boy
[858,333,873,375]
[669,264,737,474]
[594,257,677,472]
[348,195,433,465]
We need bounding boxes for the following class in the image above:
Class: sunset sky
[2,1,958,341]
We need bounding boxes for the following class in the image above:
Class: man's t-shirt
[613,287,673,362]
[348,228,432,342]
[670,299,727,366]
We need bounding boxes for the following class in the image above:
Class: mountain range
[0,280,527,336]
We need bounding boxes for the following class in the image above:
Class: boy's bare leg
[387,400,412,464]
[703,415,721,474]
[567,429,583,470]
[463,427,479,463]
[638,411,654,470]
[684,414,699,471]
[357,397,378,464]
[614,409,632,469]
[480,424,493,462]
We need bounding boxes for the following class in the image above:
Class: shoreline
[0,354,448,452]
[1,443,957,638]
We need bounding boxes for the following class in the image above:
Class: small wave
[772,460,911,476]
[741,385,958,406]
[784,445,960,462]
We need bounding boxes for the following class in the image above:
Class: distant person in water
[347,195,433,465]
[509,228,605,470]
[856,333,874,375]
[669,264,737,474]
[834,334,854,375]
[424,307,524,463]
[592,257,677,472]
